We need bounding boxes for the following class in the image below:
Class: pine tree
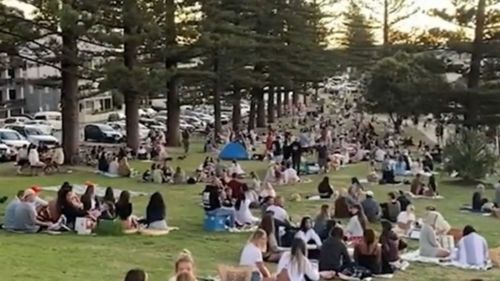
[340,0,376,67]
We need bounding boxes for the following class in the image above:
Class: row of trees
[0,0,337,163]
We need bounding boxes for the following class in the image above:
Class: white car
[24,120,54,135]
[0,143,11,161]
[4,125,58,147]
[3,116,31,126]
[181,115,205,129]
[33,111,62,131]
[0,128,30,158]
[179,120,195,131]
[107,122,151,140]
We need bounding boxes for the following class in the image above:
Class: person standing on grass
[290,137,302,175]
[182,129,190,154]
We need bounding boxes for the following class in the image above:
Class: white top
[283,168,300,184]
[266,205,289,223]
[17,148,28,160]
[235,199,259,225]
[397,211,416,225]
[230,163,245,175]
[295,229,322,246]
[277,252,319,281]
[345,216,364,238]
[108,160,119,175]
[239,243,263,271]
[53,148,64,165]
[260,187,276,198]
[28,149,40,165]
[375,148,386,162]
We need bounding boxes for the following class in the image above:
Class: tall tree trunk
[283,89,289,115]
[213,52,222,138]
[465,0,486,127]
[165,0,180,146]
[383,0,389,46]
[248,94,256,130]
[267,86,275,124]
[276,86,282,118]
[123,0,140,152]
[232,88,242,132]
[61,32,79,164]
[256,87,266,127]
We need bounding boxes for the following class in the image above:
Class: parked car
[4,125,58,147]
[179,120,195,131]
[24,120,54,135]
[107,121,151,140]
[84,124,123,143]
[0,143,11,161]
[108,112,126,122]
[33,111,62,131]
[139,118,166,132]
[181,115,205,129]
[3,116,31,126]
[0,128,30,159]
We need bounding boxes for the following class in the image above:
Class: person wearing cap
[361,191,380,223]
[12,189,54,233]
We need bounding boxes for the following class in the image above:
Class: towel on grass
[401,250,493,271]
[228,225,258,233]
[41,184,149,198]
[409,194,444,200]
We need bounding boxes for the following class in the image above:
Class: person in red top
[266,133,274,154]
[226,173,243,200]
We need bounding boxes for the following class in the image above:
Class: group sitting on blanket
[142,161,186,184]
[1,182,169,234]
[97,148,133,178]
[16,143,65,175]
[460,184,500,217]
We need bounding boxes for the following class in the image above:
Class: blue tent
[219,142,249,160]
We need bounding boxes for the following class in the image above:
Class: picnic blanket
[459,208,492,217]
[228,225,258,233]
[409,194,444,200]
[401,250,493,271]
[41,184,149,198]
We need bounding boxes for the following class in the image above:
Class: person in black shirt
[319,227,352,272]
[272,136,282,162]
[396,190,411,213]
[144,192,168,229]
[317,176,334,199]
[115,190,137,230]
[316,143,328,172]
[290,138,302,174]
[202,184,236,228]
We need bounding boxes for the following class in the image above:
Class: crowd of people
[16,143,65,175]
[1,182,169,234]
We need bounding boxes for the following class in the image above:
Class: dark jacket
[319,237,352,271]
[202,185,221,211]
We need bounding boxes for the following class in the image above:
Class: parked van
[33,111,62,131]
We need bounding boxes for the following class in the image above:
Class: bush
[443,129,497,181]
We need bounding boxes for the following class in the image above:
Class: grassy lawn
[0,142,499,281]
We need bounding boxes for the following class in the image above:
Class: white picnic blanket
[41,184,149,198]
[409,194,444,200]
[227,225,258,233]
[401,250,493,271]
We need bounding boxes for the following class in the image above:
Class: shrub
[443,129,497,181]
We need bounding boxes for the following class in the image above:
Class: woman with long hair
[334,188,350,219]
[100,186,116,220]
[240,229,271,281]
[354,229,383,275]
[56,182,87,227]
[235,193,259,226]
[314,204,331,240]
[454,225,489,267]
[419,211,450,258]
[115,190,137,230]
[259,213,282,262]
[81,183,99,212]
[345,204,367,242]
[295,216,322,247]
[276,238,319,281]
[317,177,334,199]
[145,192,168,230]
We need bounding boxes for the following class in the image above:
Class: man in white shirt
[266,196,290,224]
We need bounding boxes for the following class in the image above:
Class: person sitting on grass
[317,176,334,199]
[396,205,416,235]
[229,160,246,177]
[169,250,197,281]
[454,225,490,267]
[239,229,272,281]
[259,213,283,263]
[313,204,332,240]
[143,192,168,230]
[142,164,154,183]
[348,177,364,203]
[124,269,148,281]
[235,193,259,226]
[11,189,56,233]
[80,183,101,215]
[396,191,412,213]
[354,229,387,275]
[410,173,425,196]
[419,211,451,258]
[266,196,291,226]
[202,180,236,229]
[319,227,352,273]
[100,187,116,220]
[98,152,109,174]
[380,220,407,271]
[295,216,322,247]
[334,188,351,219]
[16,144,29,174]
[56,182,89,228]
[108,156,119,175]
[361,191,380,223]
[346,204,367,242]
[115,190,138,230]
[28,144,46,171]
[276,238,320,281]
[227,173,244,200]
[260,182,276,200]
[118,155,132,177]
[2,190,25,230]
[381,192,401,223]
[472,184,489,212]
[283,162,300,185]
[51,143,65,172]
[173,166,186,184]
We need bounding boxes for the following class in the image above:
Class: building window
[7,68,15,79]
[8,89,16,100]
